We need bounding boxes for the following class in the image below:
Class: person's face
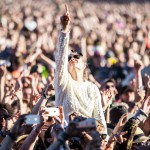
[0,108,9,130]
[103,81,118,97]
[68,54,86,73]
[23,88,32,100]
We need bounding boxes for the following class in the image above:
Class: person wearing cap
[54,5,107,134]
[100,78,118,101]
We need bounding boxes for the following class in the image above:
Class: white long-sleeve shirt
[54,31,107,133]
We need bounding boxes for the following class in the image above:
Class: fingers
[65,4,68,14]
[119,113,127,122]
[120,131,128,136]
[53,116,61,124]
[65,4,70,19]
[114,131,127,144]
[59,106,63,114]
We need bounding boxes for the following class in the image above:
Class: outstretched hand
[60,4,70,31]
[113,131,128,144]
[113,113,127,134]
[134,59,143,72]
[101,89,113,111]
[143,74,150,97]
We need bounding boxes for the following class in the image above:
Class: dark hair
[0,103,14,116]
[110,105,128,125]
[100,78,116,90]
[69,137,82,150]
[30,65,38,74]
[44,124,55,148]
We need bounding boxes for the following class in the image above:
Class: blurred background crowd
[0,0,150,87]
[0,0,150,150]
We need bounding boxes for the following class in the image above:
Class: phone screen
[25,115,40,125]
[45,107,60,116]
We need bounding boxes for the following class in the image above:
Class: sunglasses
[105,85,115,89]
[68,55,81,61]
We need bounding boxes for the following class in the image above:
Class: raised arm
[54,5,71,106]
[0,65,6,102]
[134,59,143,89]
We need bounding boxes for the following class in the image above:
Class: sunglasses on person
[104,84,115,89]
[68,54,81,61]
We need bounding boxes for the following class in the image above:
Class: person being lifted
[54,4,107,134]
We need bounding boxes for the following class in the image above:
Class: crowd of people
[0,0,150,149]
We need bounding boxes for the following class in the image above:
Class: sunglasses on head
[68,54,81,61]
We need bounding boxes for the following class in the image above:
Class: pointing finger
[65,4,68,14]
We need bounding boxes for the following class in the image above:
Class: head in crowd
[68,51,87,80]
[100,78,118,99]
[0,103,13,130]
[110,105,128,126]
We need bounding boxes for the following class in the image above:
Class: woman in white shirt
[54,5,107,134]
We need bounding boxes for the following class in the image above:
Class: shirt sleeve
[54,31,70,106]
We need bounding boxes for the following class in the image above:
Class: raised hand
[14,77,23,101]
[134,59,143,72]
[141,96,150,114]
[43,83,54,98]
[101,89,113,111]
[135,88,145,102]
[60,4,70,31]
[143,74,150,97]
[113,113,127,134]
[113,131,128,144]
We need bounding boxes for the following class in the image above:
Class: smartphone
[25,115,41,125]
[45,107,60,116]
[0,60,11,67]
[76,118,96,129]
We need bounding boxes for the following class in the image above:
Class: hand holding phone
[44,107,60,117]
